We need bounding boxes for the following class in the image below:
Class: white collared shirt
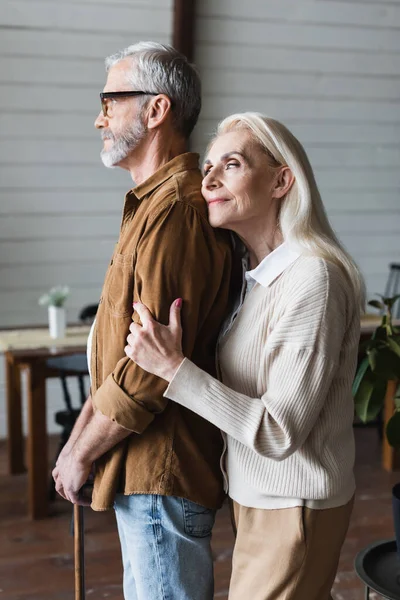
[221,242,300,340]
[245,242,301,289]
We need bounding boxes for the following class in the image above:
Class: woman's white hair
[215,112,365,308]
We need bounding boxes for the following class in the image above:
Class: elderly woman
[124,113,364,600]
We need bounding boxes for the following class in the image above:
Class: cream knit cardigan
[165,255,360,500]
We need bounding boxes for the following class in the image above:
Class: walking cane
[74,504,85,600]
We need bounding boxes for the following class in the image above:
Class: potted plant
[353,294,400,444]
[38,285,70,339]
[353,294,400,552]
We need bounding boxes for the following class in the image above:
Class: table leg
[365,586,370,600]
[25,364,48,519]
[5,353,25,474]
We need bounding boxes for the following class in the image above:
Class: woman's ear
[146,95,172,131]
[272,166,295,199]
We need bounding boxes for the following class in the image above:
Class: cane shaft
[74,504,85,600]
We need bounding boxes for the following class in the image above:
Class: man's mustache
[101,130,115,141]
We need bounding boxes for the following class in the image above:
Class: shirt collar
[245,242,301,288]
[131,152,200,200]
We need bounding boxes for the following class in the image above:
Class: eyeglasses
[100,91,158,117]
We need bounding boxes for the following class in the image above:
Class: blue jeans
[114,494,216,600]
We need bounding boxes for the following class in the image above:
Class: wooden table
[0,326,90,519]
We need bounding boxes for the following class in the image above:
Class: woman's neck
[231,203,283,269]
[237,226,284,270]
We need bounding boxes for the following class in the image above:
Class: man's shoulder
[151,166,207,218]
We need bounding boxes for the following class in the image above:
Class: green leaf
[387,337,400,359]
[354,371,387,423]
[367,348,378,371]
[382,295,400,309]
[386,411,400,447]
[352,357,370,397]
[368,300,385,310]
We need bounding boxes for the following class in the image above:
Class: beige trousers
[229,497,354,600]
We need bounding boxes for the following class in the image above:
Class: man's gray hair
[105,41,201,139]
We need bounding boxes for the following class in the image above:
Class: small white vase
[48,305,66,339]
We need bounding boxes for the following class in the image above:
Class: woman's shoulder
[283,254,354,312]
[288,254,349,288]
[280,254,357,331]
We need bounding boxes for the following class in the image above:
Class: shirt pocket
[104,253,134,317]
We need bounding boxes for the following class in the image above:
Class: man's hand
[52,449,92,506]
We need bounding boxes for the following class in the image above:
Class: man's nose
[94,111,108,129]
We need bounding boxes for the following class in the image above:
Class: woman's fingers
[132,302,153,326]
[169,298,183,335]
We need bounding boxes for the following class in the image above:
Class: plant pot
[48,306,66,339]
[392,483,400,558]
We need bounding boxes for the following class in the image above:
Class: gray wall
[0,0,173,436]
[193,0,400,298]
[1,0,173,327]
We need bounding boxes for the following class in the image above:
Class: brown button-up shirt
[90,153,233,511]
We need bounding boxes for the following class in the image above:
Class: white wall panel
[200,71,400,102]
[0,29,170,60]
[0,190,127,213]
[0,239,115,265]
[197,0,400,28]
[0,165,131,190]
[0,262,107,291]
[0,214,121,240]
[200,96,400,124]
[2,2,170,35]
[197,18,400,52]
[196,43,400,77]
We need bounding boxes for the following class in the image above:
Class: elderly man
[53,42,233,599]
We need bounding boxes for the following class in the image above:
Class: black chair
[48,304,97,500]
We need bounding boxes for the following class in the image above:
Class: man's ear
[272,166,295,199]
[146,95,173,131]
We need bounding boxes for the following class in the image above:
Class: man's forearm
[72,409,132,465]
[62,396,94,452]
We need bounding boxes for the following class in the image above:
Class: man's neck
[123,133,188,185]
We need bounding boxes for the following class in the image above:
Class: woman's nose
[203,172,220,190]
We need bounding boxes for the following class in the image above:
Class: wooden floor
[0,427,397,600]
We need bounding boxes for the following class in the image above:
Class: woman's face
[201,129,280,232]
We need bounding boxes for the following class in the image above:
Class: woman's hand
[124,299,185,382]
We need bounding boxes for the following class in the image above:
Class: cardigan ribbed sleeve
[165,257,358,466]
[166,348,337,461]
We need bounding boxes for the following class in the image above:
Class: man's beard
[100,118,147,168]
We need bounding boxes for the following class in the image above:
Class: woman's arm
[164,349,337,461]
[126,263,356,460]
